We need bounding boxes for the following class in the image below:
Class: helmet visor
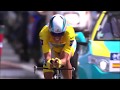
[50,32,64,37]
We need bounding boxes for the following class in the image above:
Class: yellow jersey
[39,25,76,55]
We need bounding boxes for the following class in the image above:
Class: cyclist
[39,14,77,79]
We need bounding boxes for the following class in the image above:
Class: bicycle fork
[53,69,61,79]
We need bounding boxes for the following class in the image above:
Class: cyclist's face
[53,36,62,43]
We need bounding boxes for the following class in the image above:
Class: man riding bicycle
[39,14,77,79]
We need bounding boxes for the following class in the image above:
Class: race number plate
[109,53,120,72]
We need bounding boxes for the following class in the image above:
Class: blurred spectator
[3,11,30,62]
[17,11,30,62]
[0,11,6,25]
[3,11,46,66]
[4,11,29,62]
[4,11,17,41]
[27,11,46,66]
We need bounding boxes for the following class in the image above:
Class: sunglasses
[50,32,65,37]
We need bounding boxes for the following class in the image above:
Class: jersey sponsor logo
[70,40,74,46]
[50,43,65,47]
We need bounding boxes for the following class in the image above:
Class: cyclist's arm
[40,38,51,62]
[59,51,69,66]
[60,26,76,66]
[44,52,51,62]
[39,25,51,62]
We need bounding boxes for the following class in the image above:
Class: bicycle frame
[52,68,62,79]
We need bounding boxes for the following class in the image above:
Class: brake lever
[34,66,37,74]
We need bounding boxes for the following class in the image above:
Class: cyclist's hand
[46,58,55,69]
[53,58,62,68]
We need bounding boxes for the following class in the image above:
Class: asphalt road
[0,38,44,79]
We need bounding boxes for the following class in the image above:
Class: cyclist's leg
[43,63,54,79]
[61,40,77,79]
[43,49,56,79]
[61,52,73,79]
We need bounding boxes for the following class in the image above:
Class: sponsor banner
[109,53,120,72]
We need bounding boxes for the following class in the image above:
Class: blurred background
[0,11,100,79]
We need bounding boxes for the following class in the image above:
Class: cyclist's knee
[43,64,54,79]
[44,72,54,79]
[43,64,54,73]
[66,53,73,63]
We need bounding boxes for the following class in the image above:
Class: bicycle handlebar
[34,65,75,74]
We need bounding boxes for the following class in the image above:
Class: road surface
[0,38,44,79]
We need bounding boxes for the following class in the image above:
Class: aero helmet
[49,14,67,36]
